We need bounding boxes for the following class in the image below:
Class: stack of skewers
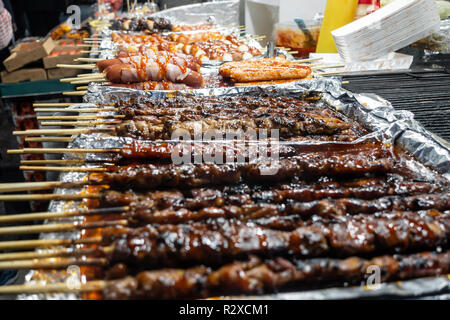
[54,22,344,95]
[0,92,449,299]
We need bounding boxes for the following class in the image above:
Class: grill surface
[342,71,450,142]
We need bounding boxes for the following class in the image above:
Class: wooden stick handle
[40,120,121,127]
[20,166,109,172]
[0,219,128,235]
[8,148,121,154]
[13,128,114,136]
[0,181,82,193]
[0,207,129,224]
[24,137,75,143]
[37,115,125,120]
[63,91,88,96]
[292,57,323,63]
[0,237,102,250]
[60,74,104,82]
[0,247,90,262]
[75,57,103,62]
[21,159,87,165]
[0,280,107,294]
[33,103,78,107]
[57,64,96,70]
[34,108,117,113]
[71,79,105,85]
[311,64,345,70]
[0,257,107,270]
[0,193,101,202]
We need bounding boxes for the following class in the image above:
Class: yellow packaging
[316,0,358,53]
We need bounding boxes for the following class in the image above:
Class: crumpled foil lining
[19,77,450,300]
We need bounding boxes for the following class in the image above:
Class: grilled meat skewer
[99,212,449,268]
[103,250,450,299]
[88,157,395,190]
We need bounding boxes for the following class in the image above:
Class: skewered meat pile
[5,94,449,300]
[106,95,365,140]
[110,32,262,62]
[101,54,204,87]
[110,17,173,33]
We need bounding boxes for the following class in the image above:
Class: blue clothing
[0,270,17,285]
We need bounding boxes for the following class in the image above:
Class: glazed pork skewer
[0,211,448,266]
[0,251,448,298]
[0,192,447,234]
[103,251,450,299]
[0,176,443,223]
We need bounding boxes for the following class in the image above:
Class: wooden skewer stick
[34,108,117,113]
[0,257,107,270]
[0,219,128,236]
[8,148,120,155]
[20,159,87,165]
[0,236,102,250]
[317,71,343,76]
[250,35,266,41]
[24,137,75,143]
[0,181,84,193]
[20,166,108,172]
[77,73,104,77]
[0,193,101,202]
[82,38,103,41]
[57,64,96,70]
[63,91,88,96]
[75,57,103,62]
[37,115,125,120]
[311,64,345,70]
[0,206,129,224]
[342,80,350,85]
[0,280,107,294]
[71,79,105,85]
[13,128,114,136]
[0,247,101,262]
[292,57,323,63]
[40,120,122,127]
[76,86,89,90]
[60,74,104,82]
[33,103,78,107]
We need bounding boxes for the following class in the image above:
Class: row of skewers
[53,23,344,94]
[0,91,449,299]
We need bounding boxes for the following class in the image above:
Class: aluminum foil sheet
[19,77,450,300]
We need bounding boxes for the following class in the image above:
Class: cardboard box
[47,67,81,79]
[43,47,87,69]
[3,37,56,72]
[1,68,47,83]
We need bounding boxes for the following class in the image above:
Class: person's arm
[2,0,15,27]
